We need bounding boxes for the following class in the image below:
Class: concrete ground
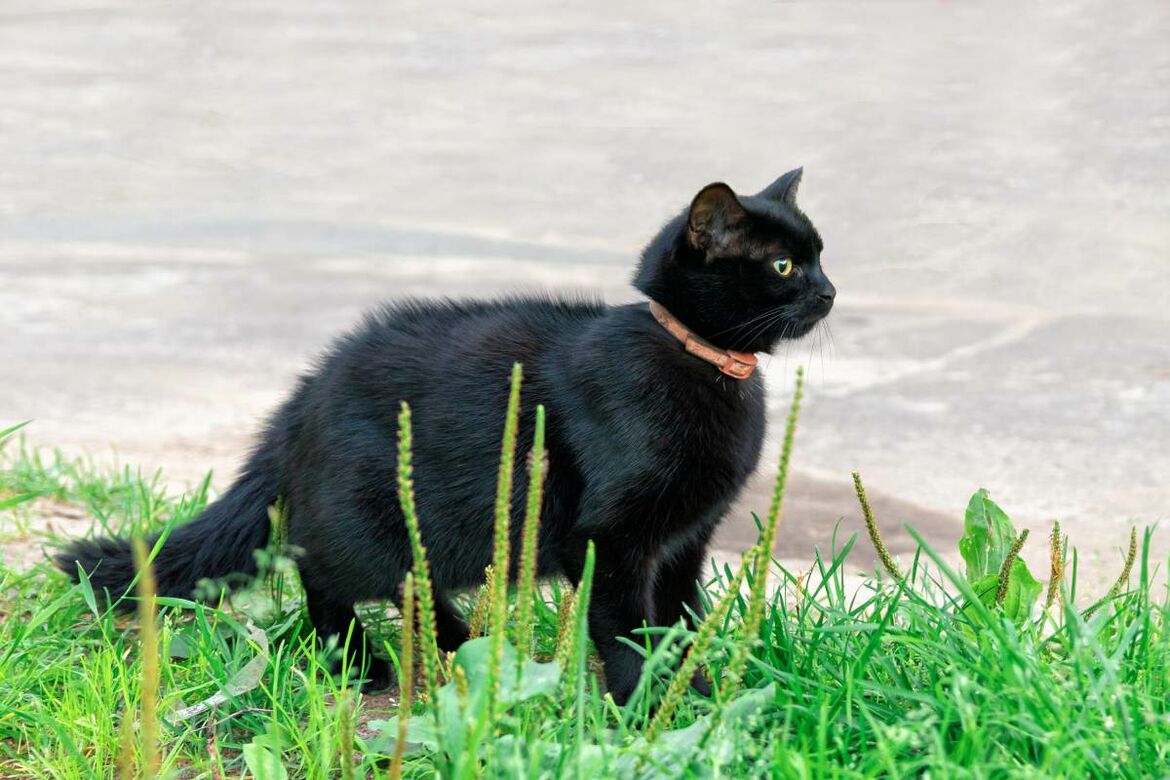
[1,1,1168,591]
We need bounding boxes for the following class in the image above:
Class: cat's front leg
[563,538,656,706]
[652,532,715,697]
[653,530,714,630]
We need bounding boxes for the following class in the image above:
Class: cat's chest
[629,377,766,542]
[560,361,767,543]
[563,345,767,490]
[654,377,766,482]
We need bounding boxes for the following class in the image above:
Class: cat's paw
[689,668,712,698]
[359,657,393,693]
[436,616,471,653]
[601,655,644,707]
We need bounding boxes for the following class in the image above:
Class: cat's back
[352,295,606,360]
[305,295,606,418]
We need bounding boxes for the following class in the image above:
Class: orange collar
[648,301,758,380]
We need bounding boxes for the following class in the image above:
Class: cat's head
[634,168,835,354]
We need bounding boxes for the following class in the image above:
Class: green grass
[1,376,1168,779]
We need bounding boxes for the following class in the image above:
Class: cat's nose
[817,280,836,304]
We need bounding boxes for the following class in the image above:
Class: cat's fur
[57,168,834,704]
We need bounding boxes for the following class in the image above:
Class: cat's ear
[687,183,747,256]
[757,167,803,208]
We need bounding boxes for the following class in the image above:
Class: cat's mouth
[803,297,834,327]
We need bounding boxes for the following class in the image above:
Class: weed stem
[995,529,1030,607]
[852,471,902,580]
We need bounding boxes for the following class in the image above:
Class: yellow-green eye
[772,258,794,277]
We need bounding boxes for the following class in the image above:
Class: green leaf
[968,574,1000,608]
[365,638,563,761]
[489,683,778,774]
[451,636,561,705]
[515,655,562,701]
[168,634,191,660]
[449,635,496,697]
[964,559,1042,623]
[958,489,1017,581]
[242,729,288,780]
[999,558,1042,621]
[363,716,439,756]
[165,623,269,725]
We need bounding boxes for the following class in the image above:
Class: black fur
[56,169,834,704]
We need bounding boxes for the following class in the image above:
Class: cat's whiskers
[708,305,786,339]
[775,319,799,378]
[818,322,827,378]
[810,322,826,381]
[732,312,783,351]
[732,303,802,351]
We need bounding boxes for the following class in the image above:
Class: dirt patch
[355,690,400,740]
[0,496,94,571]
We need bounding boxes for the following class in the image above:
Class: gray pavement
[1,0,1168,585]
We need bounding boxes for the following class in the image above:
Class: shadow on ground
[718,471,961,565]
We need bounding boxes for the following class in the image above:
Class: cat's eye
[772,258,795,278]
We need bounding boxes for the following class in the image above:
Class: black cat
[57,168,834,705]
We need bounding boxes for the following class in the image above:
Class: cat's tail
[55,444,281,607]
